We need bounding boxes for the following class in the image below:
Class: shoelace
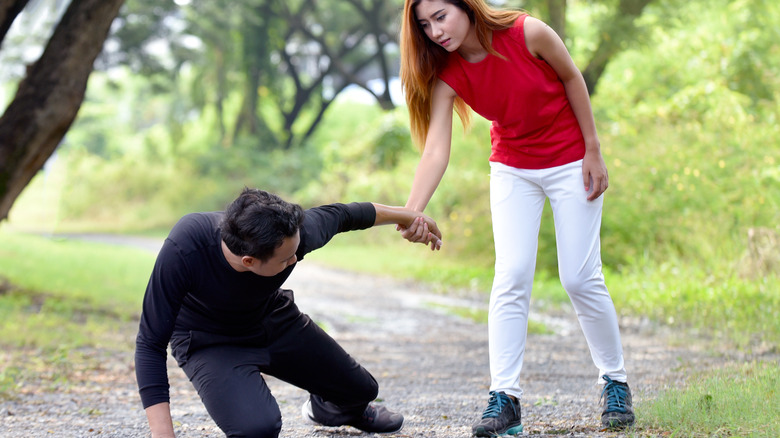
[362,405,376,422]
[482,391,513,419]
[601,376,629,413]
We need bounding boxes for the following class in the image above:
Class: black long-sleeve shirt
[135,202,376,409]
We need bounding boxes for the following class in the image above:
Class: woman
[398,0,634,435]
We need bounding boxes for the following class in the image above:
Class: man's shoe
[301,399,319,425]
[346,404,404,433]
[600,375,635,429]
[472,391,523,437]
[301,399,404,434]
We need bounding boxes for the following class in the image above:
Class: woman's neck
[457,28,490,63]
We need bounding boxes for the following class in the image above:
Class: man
[135,188,442,438]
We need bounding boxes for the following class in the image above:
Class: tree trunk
[0,0,30,47]
[582,0,653,94]
[546,0,567,42]
[0,0,125,221]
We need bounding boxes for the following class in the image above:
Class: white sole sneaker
[301,399,321,425]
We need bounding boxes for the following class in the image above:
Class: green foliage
[608,263,779,350]
[593,0,780,274]
[296,103,498,262]
[372,115,412,169]
[294,103,412,206]
[638,361,780,437]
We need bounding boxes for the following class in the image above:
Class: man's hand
[398,216,443,251]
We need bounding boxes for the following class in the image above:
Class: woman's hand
[372,203,443,250]
[582,149,609,200]
[397,217,442,251]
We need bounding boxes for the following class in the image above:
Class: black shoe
[472,391,523,437]
[347,404,404,433]
[302,400,404,434]
[600,375,635,429]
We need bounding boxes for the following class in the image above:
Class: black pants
[170,290,379,438]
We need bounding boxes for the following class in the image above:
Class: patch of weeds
[78,407,104,416]
[638,361,779,437]
[0,364,24,400]
[425,302,489,323]
[345,315,376,324]
[533,396,559,407]
[0,286,131,351]
[0,283,136,399]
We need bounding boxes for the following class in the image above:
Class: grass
[0,227,153,351]
[0,226,155,398]
[638,361,780,437]
[608,262,780,351]
[0,227,154,315]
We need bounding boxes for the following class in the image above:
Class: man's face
[244,231,300,277]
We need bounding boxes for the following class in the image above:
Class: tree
[111,0,402,150]
[523,0,655,94]
[579,0,655,94]
[0,1,30,44]
[269,0,400,148]
[0,0,125,221]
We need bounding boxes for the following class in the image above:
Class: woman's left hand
[582,150,609,201]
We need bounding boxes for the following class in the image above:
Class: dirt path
[0,241,727,437]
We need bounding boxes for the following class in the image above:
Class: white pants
[488,160,627,399]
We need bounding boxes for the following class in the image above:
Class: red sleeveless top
[438,15,585,169]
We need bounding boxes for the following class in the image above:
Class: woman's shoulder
[519,16,548,38]
[503,15,550,55]
[505,13,530,37]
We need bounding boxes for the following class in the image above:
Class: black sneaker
[472,391,523,437]
[302,399,404,434]
[600,375,635,429]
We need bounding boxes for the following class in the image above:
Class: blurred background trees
[1,0,778,282]
[101,0,403,150]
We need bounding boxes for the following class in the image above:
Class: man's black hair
[221,188,305,261]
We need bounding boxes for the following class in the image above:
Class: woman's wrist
[584,138,601,152]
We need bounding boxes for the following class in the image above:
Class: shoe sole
[602,419,635,430]
[304,400,404,434]
[602,413,635,430]
[473,424,523,437]
[301,400,321,426]
[350,424,404,434]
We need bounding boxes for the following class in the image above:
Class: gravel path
[1,257,727,437]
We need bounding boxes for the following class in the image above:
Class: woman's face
[414,0,473,53]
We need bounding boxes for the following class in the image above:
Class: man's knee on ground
[224,416,282,438]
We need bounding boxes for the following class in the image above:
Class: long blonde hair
[400,0,524,150]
